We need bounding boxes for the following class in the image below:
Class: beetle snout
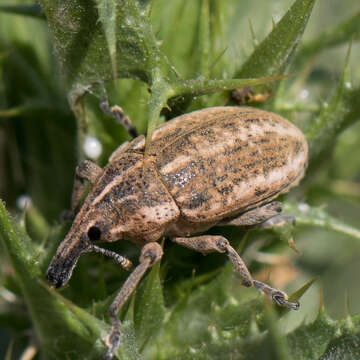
[46,265,68,288]
[46,234,88,288]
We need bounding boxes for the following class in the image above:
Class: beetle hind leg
[171,235,299,310]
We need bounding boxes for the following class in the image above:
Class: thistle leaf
[235,0,316,82]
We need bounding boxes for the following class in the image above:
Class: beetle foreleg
[171,235,299,310]
[104,242,163,360]
[71,160,103,217]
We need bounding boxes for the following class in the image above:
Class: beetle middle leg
[218,201,296,230]
[103,242,163,360]
[100,100,139,139]
[171,235,299,310]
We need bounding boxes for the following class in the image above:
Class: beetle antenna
[83,244,133,271]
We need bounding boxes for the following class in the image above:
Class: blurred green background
[0,0,360,359]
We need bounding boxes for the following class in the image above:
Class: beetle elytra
[46,106,308,359]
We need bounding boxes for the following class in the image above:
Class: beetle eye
[87,226,101,241]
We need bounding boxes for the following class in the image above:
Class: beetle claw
[253,280,299,310]
[103,318,121,360]
[272,291,300,310]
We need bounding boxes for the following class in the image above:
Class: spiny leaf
[235,0,316,84]
[147,276,312,359]
[134,261,165,351]
[287,311,337,360]
[39,0,171,106]
[0,200,108,359]
[162,74,290,123]
[95,0,118,79]
[171,75,291,99]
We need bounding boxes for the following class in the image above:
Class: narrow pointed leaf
[235,0,316,82]
[95,0,118,79]
[134,262,165,351]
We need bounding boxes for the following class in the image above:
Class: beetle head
[46,208,125,288]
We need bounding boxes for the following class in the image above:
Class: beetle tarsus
[103,318,121,360]
[253,280,299,310]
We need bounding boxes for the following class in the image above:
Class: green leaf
[235,0,316,85]
[148,273,312,359]
[39,0,171,105]
[95,0,118,79]
[134,261,165,351]
[117,320,142,360]
[172,75,291,98]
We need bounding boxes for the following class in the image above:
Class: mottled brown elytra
[46,106,308,359]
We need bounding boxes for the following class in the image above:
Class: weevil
[46,106,308,359]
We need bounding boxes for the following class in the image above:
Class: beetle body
[112,106,308,237]
[47,106,308,288]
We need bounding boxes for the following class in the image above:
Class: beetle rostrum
[46,106,308,359]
